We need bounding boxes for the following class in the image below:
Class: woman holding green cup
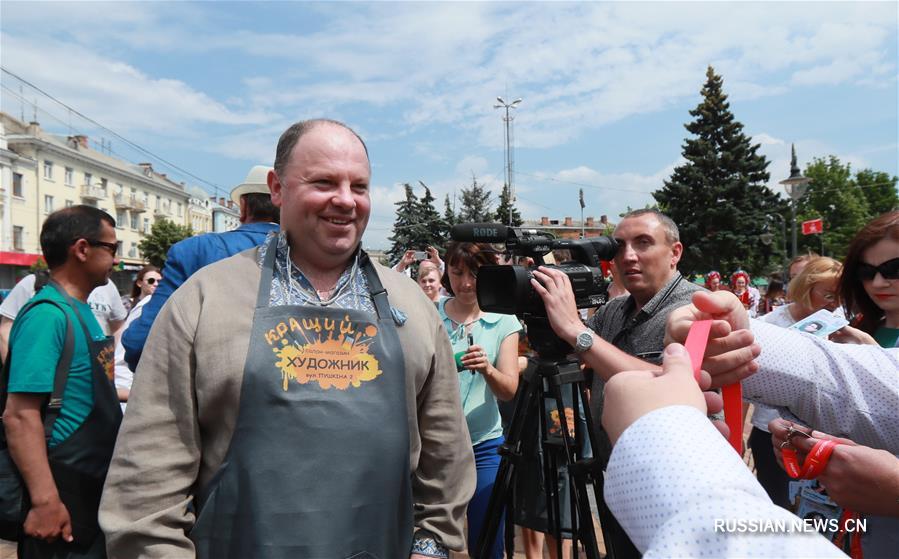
[437,241,522,558]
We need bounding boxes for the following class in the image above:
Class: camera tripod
[472,318,640,559]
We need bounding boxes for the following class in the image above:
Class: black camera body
[449,223,618,317]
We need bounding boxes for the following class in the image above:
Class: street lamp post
[493,97,521,226]
[779,144,811,258]
[765,212,788,281]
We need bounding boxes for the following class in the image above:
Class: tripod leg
[473,364,542,559]
[577,382,641,559]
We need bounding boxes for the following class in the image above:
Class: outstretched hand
[665,291,761,388]
[602,343,723,445]
[769,419,899,516]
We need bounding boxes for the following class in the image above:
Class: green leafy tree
[856,168,898,216]
[457,174,493,223]
[493,183,523,227]
[387,183,422,265]
[416,182,447,248]
[797,157,871,259]
[138,218,193,268]
[653,66,785,276]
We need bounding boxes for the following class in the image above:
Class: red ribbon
[684,320,743,453]
[782,439,840,479]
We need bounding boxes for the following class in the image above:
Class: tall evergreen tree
[457,174,493,223]
[798,156,871,259]
[653,66,786,276]
[416,182,447,248]
[386,183,421,265]
[493,183,523,226]
[443,194,456,229]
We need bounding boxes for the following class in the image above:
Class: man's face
[84,221,119,288]
[612,214,683,304]
[269,123,371,271]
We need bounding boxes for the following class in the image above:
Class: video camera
[449,223,619,317]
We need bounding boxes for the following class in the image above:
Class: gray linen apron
[190,238,412,558]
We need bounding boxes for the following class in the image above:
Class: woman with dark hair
[838,211,899,348]
[123,265,162,313]
[113,265,161,409]
[438,242,521,558]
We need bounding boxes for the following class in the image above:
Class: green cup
[454,350,467,371]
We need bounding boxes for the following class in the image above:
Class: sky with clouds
[2,1,896,249]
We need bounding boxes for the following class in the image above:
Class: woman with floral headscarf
[731,270,760,317]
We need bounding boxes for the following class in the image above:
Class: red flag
[802,218,823,235]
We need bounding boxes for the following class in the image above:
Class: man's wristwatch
[573,329,594,353]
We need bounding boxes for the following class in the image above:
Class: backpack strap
[0,299,75,443]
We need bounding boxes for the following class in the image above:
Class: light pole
[765,212,788,280]
[779,144,811,258]
[493,97,521,226]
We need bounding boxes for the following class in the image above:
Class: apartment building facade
[0,112,192,288]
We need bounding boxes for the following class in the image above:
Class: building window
[177,202,183,217]
[116,183,124,195]
[130,212,139,230]
[100,178,108,192]
[156,195,161,210]
[116,210,126,228]
[84,172,92,186]
[117,242,124,258]
[13,226,24,251]
[143,217,150,233]
[44,195,54,214]
[129,243,137,258]
[43,161,53,180]
[65,167,74,186]
[65,200,74,208]
[12,173,23,197]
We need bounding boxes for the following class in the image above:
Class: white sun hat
[230,165,273,205]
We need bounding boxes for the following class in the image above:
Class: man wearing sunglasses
[2,205,123,558]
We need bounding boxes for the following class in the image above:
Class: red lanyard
[684,320,743,453]
[782,439,840,479]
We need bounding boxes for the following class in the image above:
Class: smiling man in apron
[99,119,475,558]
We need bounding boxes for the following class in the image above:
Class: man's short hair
[618,209,680,244]
[273,119,369,177]
[243,192,280,224]
[41,205,116,269]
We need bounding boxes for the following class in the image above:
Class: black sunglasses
[857,257,899,281]
[145,277,159,285]
[86,239,121,256]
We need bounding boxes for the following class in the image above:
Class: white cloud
[1,35,274,134]
[3,2,895,157]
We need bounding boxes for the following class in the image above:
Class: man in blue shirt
[122,166,280,369]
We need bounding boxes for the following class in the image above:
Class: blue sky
[2,1,897,249]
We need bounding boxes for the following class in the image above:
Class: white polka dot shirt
[605,406,847,557]
[744,319,899,453]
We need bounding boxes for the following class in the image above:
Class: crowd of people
[0,117,896,559]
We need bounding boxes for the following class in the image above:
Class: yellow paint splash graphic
[273,337,382,391]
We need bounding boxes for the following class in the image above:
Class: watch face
[576,331,592,351]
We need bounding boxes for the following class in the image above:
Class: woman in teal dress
[437,242,521,558]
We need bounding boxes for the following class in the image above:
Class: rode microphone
[449,223,513,243]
